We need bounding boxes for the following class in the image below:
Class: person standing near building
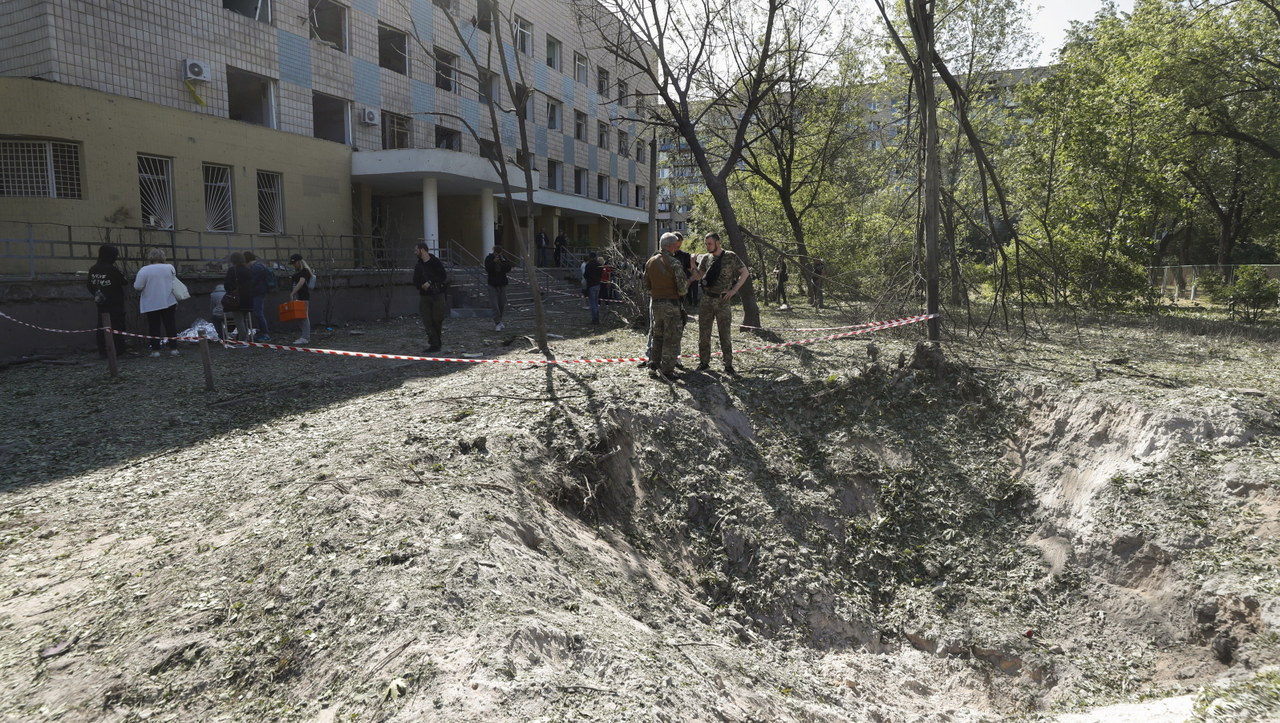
[643,233,695,380]
[224,252,256,342]
[484,243,513,332]
[288,253,313,345]
[243,251,273,341]
[553,230,568,268]
[413,242,449,352]
[584,251,603,325]
[133,247,181,357]
[695,232,750,374]
[535,229,549,267]
[87,243,130,357]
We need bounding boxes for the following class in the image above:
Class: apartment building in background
[0,0,654,275]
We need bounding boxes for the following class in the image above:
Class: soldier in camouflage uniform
[644,233,695,380]
[694,232,750,374]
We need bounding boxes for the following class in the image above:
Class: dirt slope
[1,307,1277,721]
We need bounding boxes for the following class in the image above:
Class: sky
[1027,0,1136,64]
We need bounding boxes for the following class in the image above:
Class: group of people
[87,244,316,357]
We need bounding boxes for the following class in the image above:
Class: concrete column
[422,177,439,254]
[480,187,495,257]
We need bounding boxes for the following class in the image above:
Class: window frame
[573,52,588,84]
[435,48,458,92]
[381,110,412,150]
[307,0,348,53]
[138,154,175,230]
[514,16,532,56]
[596,173,609,202]
[545,159,562,191]
[596,67,610,96]
[257,169,285,235]
[378,23,409,75]
[573,167,588,196]
[574,111,588,142]
[202,162,235,232]
[0,139,82,199]
[546,100,562,130]
[597,121,609,149]
[545,35,561,70]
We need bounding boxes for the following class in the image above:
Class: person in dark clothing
[672,235,694,329]
[87,243,130,356]
[224,252,256,342]
[584,252,604,325]
[535,230,549,267]
[413,242,449,352]
[774,257,790,306]
[811,258,826,309]
[484,244,514,331]
[553,232,567,267]
[243,251,273,341]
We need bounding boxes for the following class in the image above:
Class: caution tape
[3,309,938,365]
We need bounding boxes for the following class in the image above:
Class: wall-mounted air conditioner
[358,108,379,126]
[183,59,210,82]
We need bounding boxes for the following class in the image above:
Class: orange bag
[278,300,308,322]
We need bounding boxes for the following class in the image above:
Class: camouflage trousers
[698,294,733,367]
[649,299,684,374]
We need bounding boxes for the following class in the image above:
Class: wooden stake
[198,329,215,391]
[101,312,119,378]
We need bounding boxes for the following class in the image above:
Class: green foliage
[1192,669,1280,722]
[1214,266,1280,322]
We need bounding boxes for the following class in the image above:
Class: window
[618,180,628,206]
[479,70,498,105]
[635,140,645,161]
[546,36,561,70]
[597,67,609,95]
[223,0,270,22]
[0,140,81,198]
[546,159,561,190]
[618,130,629,157]
[514,16,532,55]
[574,111,587,141]
[597,121,609,149]
[476,0,493,32]
[432,0,457,11]
[477,138,500,163]
[382,111,411,149]
[574,167,588,195]
[547,100,562,130]
[514,83,531,120]
[202,163,234,232]
[312,91,349,143]
[257,170,284,234]
[597,174,609,201]
[435,126,461,150]
[574,52,588,84]
[635,184,646,209]
[435,48,457,92]
[378,24,408,75]
[516,150,532,170]
[227,67,275,127]
[138,154,174,230]
[308,0,347,52]
[617,80,628,108]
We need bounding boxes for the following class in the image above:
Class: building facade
[0,0,654,276]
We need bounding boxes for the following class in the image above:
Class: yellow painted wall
[0,78,353,274]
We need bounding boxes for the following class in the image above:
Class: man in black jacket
[413,242,449,352]
[484,244,514,331]
[87,244,130,356]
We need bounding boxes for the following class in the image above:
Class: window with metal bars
[138,154,175,229]
[203,163,235,232]
[257,170,284,234]
[381,111,411,149]
[0,140,82,198]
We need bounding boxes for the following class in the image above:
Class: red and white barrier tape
[3,309,937,365]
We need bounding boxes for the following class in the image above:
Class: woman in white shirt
[133,247,181,357]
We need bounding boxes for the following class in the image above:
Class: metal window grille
[257,170,284,234]
[138,154,175,229]
[1,140,81,198]
[382,112,411,150]
[203,163,235,232]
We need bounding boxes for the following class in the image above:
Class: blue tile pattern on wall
[563,137,575,166]
[277,30,312,88]
[562,76,575,105]
[461,97,481,134]
[350,0,377,17]
[535,126,547,156]
[412,79,436,116]
[500,113,516,146]
[410,0,434,37]
[587,145,597,172]
[353,58,381,107]
[609,154,617,178]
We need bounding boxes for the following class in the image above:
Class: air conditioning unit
[358,108,379,126]
[183,59,210,82]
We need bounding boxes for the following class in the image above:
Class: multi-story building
[0,0,654,276]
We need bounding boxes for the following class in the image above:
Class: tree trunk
[910,0,942,343]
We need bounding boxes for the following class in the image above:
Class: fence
[1148,264,1280,300]
[0,221,396,279]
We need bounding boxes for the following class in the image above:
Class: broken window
[435,48,457,92]
[378,24,408,75]
[516,150,532,170]
[546,35,561,70]
[203,163,235,232]
[636,140,645,162]
[223,0,270,23]
[574,52,587,84]
[574,167,587,196]
[476,0,493,32]
[545,159,561,190]
[257,170,284,234]
[138,154,174,229]
[432,0,457,12]
[477,138,500,164]
[312,91,349,143]
[435,126,461,150]
[308,0,347,52]
[546,100,561,130]
[618,180,628,206]
[597,121,609,149]
[617,80,628,108]
[618,129,628,156]
[479,70,498,105]
[597,174,609,201]
[514,16,532,55]
[227,66,275,127]
[381,111,411,150]
[635,184,646,209]
[0,139,81,198]
[574,111,587,141]
[597,67,609,96]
